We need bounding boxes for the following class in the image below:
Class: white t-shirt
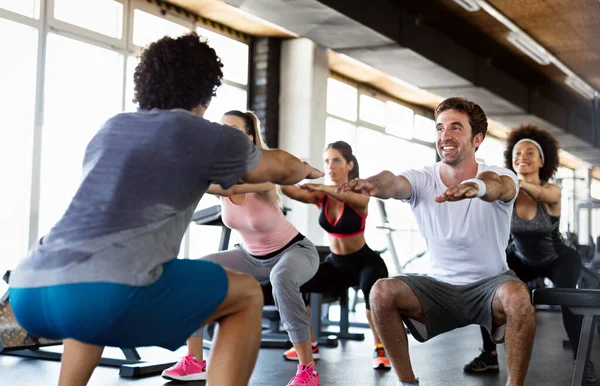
[401,162,518,285]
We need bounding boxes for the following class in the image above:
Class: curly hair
[503,125,560,182]
[434,97,488,142]
[133,32,223,110]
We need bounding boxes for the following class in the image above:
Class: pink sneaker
[161,354,207,381]
[287,361,320,385]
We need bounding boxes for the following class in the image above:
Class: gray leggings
[192,237,319,343]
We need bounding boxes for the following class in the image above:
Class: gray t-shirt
[10,109,261,288]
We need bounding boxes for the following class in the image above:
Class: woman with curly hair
[463,125,595,383]
[8,33,322,386]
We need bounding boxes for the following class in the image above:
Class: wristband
[461,178,486,198]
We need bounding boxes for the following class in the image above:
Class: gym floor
[1,308,597,385]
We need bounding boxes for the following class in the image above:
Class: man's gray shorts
[395,270,525,344]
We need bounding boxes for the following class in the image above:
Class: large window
[477,135,505,167]
[54,0,123,38]
[592,179,600,200]
[38,34,124,236]
[1,0,250,268]
[0,19,38,274]
[203,84,248,122]
[413,114,436,143]
[386,101,414,140]
[359,95,386,127]
[589,179,600,244]
[0,0,40,18]
[132,8,190,47]
[197,26,249,86]
[325,77,437,275]
[327,78,357,122]
[556,167,576,234]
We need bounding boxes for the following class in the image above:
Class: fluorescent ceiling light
[565,76,597,100]
[477,1,599,99]
[507,31,551,65]
[452,0,481,12]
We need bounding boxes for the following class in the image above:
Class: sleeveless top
[318,195,366,238]
[221,193,298,255]
[510,200,574,267]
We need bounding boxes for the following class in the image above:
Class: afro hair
[133,32,223,110]
[503,125,560,182]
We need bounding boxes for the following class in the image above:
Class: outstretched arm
[281,185,322,205]
[243,149,323,185]
[301,183,369,210]
[207,183,275,197]
[518,180,561,205]
[435,171,517,203]
[338,170,413,200]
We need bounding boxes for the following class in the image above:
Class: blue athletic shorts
[9,258,228,351]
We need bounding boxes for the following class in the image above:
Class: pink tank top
[220,193,299,256]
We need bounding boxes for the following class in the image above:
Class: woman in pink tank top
[177,111,321,386]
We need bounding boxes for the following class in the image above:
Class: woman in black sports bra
[463,125,595,382]
[282,141,390,370]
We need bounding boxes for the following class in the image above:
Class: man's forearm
[367,171,406,200]
[478,172,515,202]
[273,150,309,185]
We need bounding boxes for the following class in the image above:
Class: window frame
[325,74,437,273]
[1,0,251,261]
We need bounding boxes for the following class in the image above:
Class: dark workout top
[318,195,366,238]
[510,199,575,267]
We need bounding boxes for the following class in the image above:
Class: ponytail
[327,141,359,179]
[223,109,283,205]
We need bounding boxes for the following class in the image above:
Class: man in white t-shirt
[340,97,534,386]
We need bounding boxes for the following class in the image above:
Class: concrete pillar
[279,38,329,244]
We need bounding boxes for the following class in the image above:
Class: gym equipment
[533,288,600,386]
[260,289,338,348]
[578,265,600,337]
[304,246,366,341]
[0,271,175,378]
[308,289,365,342]
[192,204,231,251]
[373,199,427,275]
[375,199,401,274]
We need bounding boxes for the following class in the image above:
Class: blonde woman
[162,111,321,386]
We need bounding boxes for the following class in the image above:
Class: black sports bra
[318,195,366,238]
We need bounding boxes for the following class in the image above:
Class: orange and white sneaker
[283,342,320,361]
[373,344,391,369]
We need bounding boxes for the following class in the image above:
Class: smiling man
[339,97,535,386]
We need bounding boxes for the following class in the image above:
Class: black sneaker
[463,350,499,374]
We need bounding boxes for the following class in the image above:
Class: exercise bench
[533,288,600,386]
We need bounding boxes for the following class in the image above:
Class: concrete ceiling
[173,0,600,167]
[428,0,600,91]
[173,0,600,169]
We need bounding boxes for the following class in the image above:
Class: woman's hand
[299,183,323,192]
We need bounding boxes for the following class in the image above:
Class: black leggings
[480,245,582,358]
[300,244,389,309]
